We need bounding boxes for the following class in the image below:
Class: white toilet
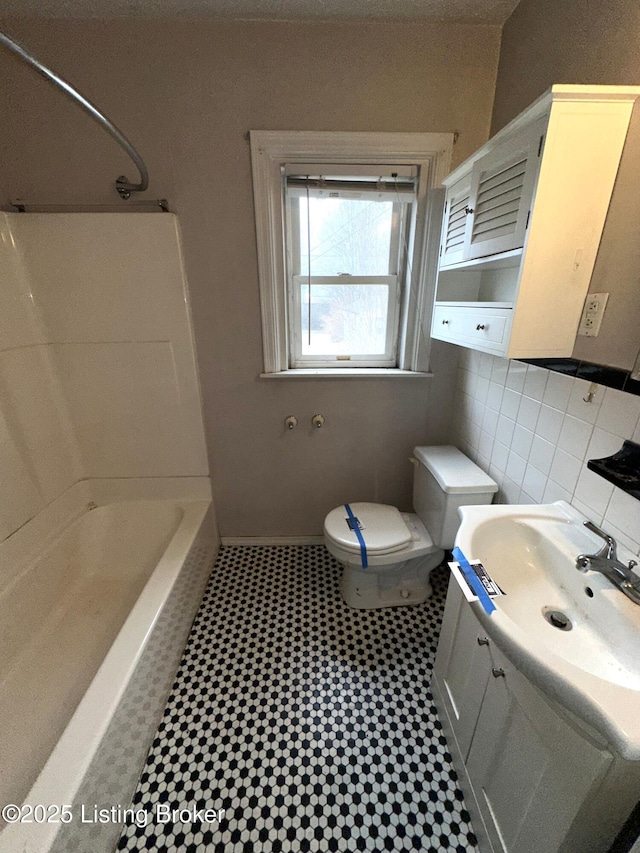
[323,445,498,609]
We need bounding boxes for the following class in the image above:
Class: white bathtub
[0,477,218,853]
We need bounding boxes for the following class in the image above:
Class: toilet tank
[412,446,498,549]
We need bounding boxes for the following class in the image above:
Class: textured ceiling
[0,0,520,23]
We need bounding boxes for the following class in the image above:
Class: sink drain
[543,608,572,631]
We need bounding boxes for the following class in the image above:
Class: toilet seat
[324,505,440,570]
[324,503,412,557]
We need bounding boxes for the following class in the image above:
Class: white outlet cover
[577,291,609,337]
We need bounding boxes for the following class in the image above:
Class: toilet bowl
[324,446,498,609]
[324,503,443,608]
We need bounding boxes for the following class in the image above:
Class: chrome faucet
[576,520,640,605]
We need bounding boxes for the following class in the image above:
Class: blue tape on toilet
[452,546,496,615]
[344,504,368,568]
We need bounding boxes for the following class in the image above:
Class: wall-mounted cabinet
[433,578,640,853]
[431,85,640,358]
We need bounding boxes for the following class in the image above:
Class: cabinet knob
[476,324,486,331]
[442,319,450,325]
[464,206,474,215]
[492,667,506,678]
[477,636,489,646]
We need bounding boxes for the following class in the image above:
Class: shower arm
[0,30,149,199]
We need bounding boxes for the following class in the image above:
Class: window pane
[300,283,389,355]
[299,197,394,276]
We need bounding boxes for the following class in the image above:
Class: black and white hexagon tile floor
[117,546,479,853]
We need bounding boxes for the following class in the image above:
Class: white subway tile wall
[452,350,640,557]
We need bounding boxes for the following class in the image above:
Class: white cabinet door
[440,173,473,267]
[466,644,612,853]
[465,118,546,261]
[434,578,492,758]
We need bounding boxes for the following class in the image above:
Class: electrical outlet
[577,292,609,337]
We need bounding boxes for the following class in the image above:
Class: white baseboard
[220,536,325,547]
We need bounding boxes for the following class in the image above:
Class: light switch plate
[577,292,609,337]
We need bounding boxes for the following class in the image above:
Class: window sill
[260,368,433,380]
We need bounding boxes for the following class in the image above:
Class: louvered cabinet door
[465,118,546,261]
[439,173,473,267]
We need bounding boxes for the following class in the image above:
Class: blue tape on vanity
[344,503,368,568]
[452,546,496,615]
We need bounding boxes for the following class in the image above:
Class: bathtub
[0,477,218,853]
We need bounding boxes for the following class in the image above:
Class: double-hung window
[285,166,415,368]
[250,132,453,376]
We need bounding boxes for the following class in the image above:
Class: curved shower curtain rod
[0,29,149,199]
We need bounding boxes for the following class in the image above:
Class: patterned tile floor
[117,546,478,853]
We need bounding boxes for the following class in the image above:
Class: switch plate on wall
[577,292,609,337]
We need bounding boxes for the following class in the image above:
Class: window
[286,167,414,368]
[250,132,453,376]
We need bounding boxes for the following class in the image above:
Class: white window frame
[250,131,453,377]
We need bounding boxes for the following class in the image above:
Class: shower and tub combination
[0,34,219,851]
[0,210,217,853]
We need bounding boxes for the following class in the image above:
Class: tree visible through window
[299,197,394,275]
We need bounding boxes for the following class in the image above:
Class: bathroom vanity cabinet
[431,85,640,358]
[432,578,640,853]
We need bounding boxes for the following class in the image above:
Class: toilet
[323,445,498,609]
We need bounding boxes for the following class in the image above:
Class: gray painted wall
[0,18,500,535]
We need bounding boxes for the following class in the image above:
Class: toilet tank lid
[413,445,498,495]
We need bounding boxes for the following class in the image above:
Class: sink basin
[455,500,640,759]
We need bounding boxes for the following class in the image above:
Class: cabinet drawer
[432,304,512,353]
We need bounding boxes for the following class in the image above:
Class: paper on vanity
[449,560,505,603]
